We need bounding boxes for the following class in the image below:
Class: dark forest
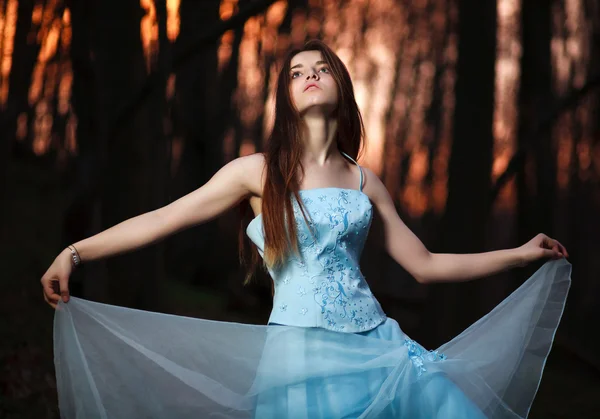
[1,0,599,417]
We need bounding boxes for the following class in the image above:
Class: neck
[300,114,339,165]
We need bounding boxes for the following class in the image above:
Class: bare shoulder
[234,152,266,197]
[235,152,265,171]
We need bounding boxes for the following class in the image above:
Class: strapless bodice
[246,187,387,333]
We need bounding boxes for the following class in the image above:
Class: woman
[42,40,571,418]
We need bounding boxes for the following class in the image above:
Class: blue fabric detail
[403,338,448,376]
[247,179,387,333]
[247,187,386,333]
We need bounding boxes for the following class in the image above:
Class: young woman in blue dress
[41,40,570,418]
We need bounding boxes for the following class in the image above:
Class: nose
[306,69,319,80]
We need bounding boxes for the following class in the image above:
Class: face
[289,50,338,116]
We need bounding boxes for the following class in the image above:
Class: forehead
[290,50,325,67]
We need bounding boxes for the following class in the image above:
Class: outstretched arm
[363,167,568,284]
[71,154,263,263]
[41,153,265,307]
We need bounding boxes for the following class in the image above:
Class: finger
[43,291,57,309]
[556,240,569,257]
[42,279,60,303]
[552,250,562,259]
[550,240,564,257]
[544,238,562,255]
[58,275,70,303]
[541,249,561,260]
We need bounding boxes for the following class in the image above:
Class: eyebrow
[290,60,328,71]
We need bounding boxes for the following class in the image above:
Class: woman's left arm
[363,168,568,284]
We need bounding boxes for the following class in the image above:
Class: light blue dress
[246,154,386,333]
[53,152,571,418]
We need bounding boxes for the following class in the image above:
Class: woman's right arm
[41,153,264,308]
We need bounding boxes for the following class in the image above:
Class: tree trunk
[424,0,497,346]
[0,0,37,238]
[68,0,166,310]
[516,0,555,280]
[166,0,221,286]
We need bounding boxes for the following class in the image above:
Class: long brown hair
[239,39,365,285]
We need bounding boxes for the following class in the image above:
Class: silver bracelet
[67,245,81,267]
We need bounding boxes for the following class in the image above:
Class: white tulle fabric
[53,259,571,418]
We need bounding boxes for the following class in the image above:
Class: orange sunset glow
[0,0,597,217]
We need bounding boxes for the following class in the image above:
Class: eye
[291,71,301,79]
[319,67,330,74]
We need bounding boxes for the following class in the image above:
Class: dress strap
[340,151,364,192]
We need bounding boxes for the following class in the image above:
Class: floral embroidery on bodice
[246,153,387,333]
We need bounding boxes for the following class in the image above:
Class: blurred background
[1,0,599,417]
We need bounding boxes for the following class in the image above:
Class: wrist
[65,245,82,268]
[512,246,528,267]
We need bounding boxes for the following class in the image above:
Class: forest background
[1,0,599,417]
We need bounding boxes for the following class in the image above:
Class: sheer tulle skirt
[53,259,571,418]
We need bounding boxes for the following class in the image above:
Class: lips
[304,83,320,92]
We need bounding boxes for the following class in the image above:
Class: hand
[41,249,74,309]
[519,233,569,265]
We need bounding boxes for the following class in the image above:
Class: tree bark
[166,0,221,286]
[516,0,555,265]
[0,0,37,238]
[68,0,166,310]
[424,0,497,345]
